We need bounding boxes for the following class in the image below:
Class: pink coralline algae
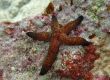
[94,76,110,80]
[0,69,3,80]
[0,14,51,79]
[54,44,99,80]
[2,15,51,39]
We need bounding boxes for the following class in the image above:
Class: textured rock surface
[0,0,110,80]
[0,0,51,22]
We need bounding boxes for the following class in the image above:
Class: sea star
[26,15,90,75]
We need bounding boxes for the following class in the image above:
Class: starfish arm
[26,32,52,41]
[51,15,60,33]
[60,34,90,46]
[60,16,84,35]
[40,38,60,75]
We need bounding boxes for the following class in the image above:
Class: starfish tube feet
[26,32,52,41]
[40,38,60,75]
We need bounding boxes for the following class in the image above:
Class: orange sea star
[26,15,90,75]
